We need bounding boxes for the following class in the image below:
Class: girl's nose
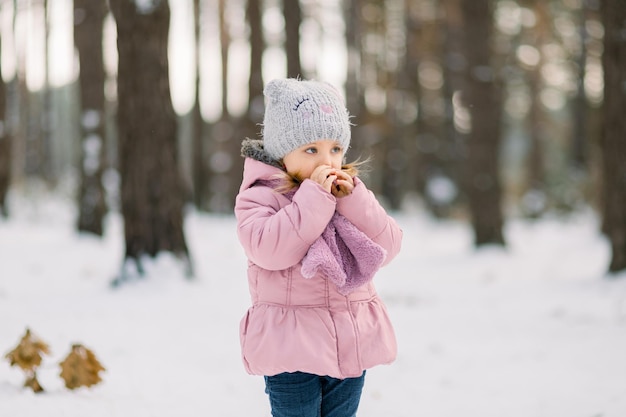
[319,152,334,166]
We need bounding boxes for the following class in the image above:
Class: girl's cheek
[302,167,315,179]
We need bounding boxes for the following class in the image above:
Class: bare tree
[409,0,454,216]
[572,0,591,171]
[343,0,364,119]
[74,0,107,235]
[600,0,626,273]
[204,0,240,213]
[440,0,466,214]
[380,0,409,210]
[460,0,505,246]
[191,0,209,210]
[347,0,393,197]
[519,0,550,218]
[21,1,48,181]
[242,0,265,137]
[247,0,264,119]
[283,0,302,78]
[109,0,190,282]
[0,25,11,218]
[41,0,53,182]
[218,0,229,119]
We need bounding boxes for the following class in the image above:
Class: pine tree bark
[460,0,505,246]
[109,0,190,277]
[74,0,107,235]
[600,0,626,273]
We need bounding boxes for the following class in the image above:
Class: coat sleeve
[235,180,337,271]
[335,178,402,266]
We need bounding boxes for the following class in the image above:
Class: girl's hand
[310,165,338,194]
[331,169,354,198]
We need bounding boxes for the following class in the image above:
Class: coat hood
[241,138,283,169]
[239,139,285,192]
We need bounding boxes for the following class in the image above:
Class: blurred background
[0,0,624,274]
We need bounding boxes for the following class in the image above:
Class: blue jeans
[264,371,366,417]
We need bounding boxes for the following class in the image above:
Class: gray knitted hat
[262,78,351,161]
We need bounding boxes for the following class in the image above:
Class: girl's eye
[305,147,317,154]
[332,146,342,153]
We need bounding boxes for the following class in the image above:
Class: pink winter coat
[235,156,403,379]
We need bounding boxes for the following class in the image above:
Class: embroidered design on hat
[293,97,310,111]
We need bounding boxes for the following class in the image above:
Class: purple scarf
[259,179,387,295]
[301,211,387,295]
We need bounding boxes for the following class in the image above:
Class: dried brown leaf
[4,328,50,373]
[59,344,106,389]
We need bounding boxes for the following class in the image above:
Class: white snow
[2,193,626,417]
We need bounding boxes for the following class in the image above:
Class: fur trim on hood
[241,138,284,170]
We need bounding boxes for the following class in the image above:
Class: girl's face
[282,139,345,181]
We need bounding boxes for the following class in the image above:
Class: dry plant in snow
[5,328,51,393]
[59,343,106,389]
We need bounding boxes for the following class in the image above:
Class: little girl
[235,78,403,417]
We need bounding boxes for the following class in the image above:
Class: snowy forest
[2,1,626,416]
[0,0,625,273]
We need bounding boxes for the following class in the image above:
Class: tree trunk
[401,0,419,197]
[600,0,626,273]
[219,0,229,117]
[192,0,209,210]
[441,0,466,213]
[74,0,107,236]
[247,0,264,122]
[460,0,505,246]
[205,0,240,213]
[23,3,46,181]
[283,0,302,78]
[351,0,392,197]
[411,1,454,217]
[41,0,53,183]
[572,2,589,170]
[109,0,190,280]
[519,0,549,218]
[0,28,11,218]
[242,0,265,139]
[380,0,407,211]
[343,0,364,120]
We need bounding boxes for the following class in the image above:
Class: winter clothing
[235,140,402,379]
[301,211,386,295]
[261,78,352,161]
[256,178,387,296]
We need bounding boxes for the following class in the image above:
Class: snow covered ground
[2,193,626,417]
